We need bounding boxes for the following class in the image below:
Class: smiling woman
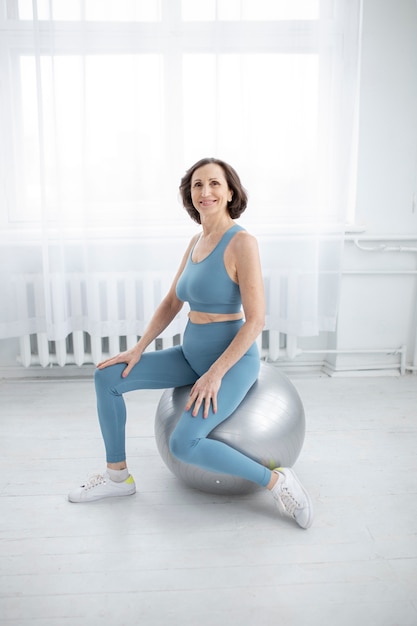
[192,167,233,219]
[67,155,314,529]
[180,157,248,225]
[176,159,251,324]
[191,169,232,216]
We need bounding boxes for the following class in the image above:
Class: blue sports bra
[176,224,244,314]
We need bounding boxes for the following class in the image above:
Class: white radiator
[16,272,185,367]
[16,273,276,368]
[18,330,183,368]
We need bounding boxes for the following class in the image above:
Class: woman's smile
[191,163,233,215]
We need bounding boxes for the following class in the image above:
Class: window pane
[181,0,319,21]
[86,0,161,22]
[18,55,164,224]
[17,0,161,21]
[19,57,41,220]
[183,54,319,223]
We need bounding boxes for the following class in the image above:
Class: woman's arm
[97,235,198,376]
[186,231,265,417]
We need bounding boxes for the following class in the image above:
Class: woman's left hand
[185,371,222,418]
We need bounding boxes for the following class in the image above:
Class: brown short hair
[179,157,248,224]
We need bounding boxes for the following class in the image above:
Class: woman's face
[190,163,233,219]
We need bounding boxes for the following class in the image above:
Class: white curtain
[0,0,362,359]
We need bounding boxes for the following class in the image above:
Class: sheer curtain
[0,0,362,363]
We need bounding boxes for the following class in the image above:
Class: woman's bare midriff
[188,311,244,324]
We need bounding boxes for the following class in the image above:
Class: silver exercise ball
[154,362,306,495]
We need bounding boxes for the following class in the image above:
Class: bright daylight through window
[2,0,357,234]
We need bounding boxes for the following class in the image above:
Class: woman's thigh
[171,351,260,442]
[94,346,199,395]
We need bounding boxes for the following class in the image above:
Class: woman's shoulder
[231,226,258,248]
[228,226,259,261]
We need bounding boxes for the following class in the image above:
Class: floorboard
[1,373,416,626]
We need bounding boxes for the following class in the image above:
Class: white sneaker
[271,468,313,529]
[68,471,136,503]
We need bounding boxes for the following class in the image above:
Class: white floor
[1,372,416,626]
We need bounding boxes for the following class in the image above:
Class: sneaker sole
[68,483,136,503]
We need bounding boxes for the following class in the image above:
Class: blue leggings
[94,320,272,488]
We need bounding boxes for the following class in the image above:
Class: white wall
[329,0,417,374]
[356,0,417,235]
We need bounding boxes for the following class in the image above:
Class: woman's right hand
[97,347,142,378]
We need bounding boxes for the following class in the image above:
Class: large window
[1,0,360,233]
[0,0,362,351]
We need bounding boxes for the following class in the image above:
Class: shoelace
[82,474,106,490]
[275,486,301,518]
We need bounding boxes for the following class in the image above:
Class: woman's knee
[169,427,197,463]
[94,364,124,393]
